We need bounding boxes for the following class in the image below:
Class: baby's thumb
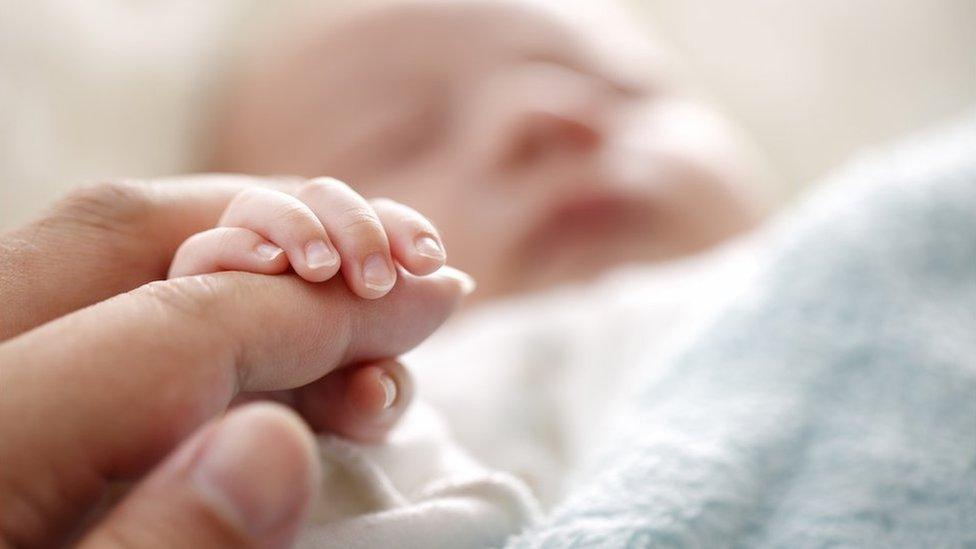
[79,403,320,548]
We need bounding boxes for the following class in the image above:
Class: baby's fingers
[371,198,447,276]
[168,227,290,278]
[295,359,414,443]
[219,187,341,282]
[296,178,397,299]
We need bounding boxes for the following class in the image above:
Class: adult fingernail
[435,265,477,295]
[378,372,397,409]
[192,405,317,539]
[255,242,284,261]
[305,240,338,270]
[362,253,395,292]
[414,235,446,262]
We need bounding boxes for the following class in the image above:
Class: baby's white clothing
[297,240,761,548]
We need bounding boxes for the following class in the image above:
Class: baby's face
[214,0,765,298]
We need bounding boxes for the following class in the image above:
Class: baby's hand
[168,177,447,298]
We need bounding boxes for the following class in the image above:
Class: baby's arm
[168,177,447,298]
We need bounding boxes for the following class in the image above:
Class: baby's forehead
[304,0,663,106]
[246,0,663,163]
[317,1,588,80]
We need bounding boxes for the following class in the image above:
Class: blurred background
[1,0,973,230]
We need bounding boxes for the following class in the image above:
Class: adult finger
[80,403,318,549]
[0,175,300,340]
[0,267,473,547]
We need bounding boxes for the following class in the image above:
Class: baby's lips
[432,265,477,296]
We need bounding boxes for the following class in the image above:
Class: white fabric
[411,241,762,508]
[298,240,762,547]
[298,404,540,549]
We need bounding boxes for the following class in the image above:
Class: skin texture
[169,177,449,300]
[0,176,471,548]
[211,0,767,300]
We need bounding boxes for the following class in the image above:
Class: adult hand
[0,176,471,547]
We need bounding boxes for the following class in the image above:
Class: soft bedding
[508,112,976,547]
[296,114,975,548]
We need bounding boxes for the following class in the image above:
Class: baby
[203,0,769,301]
[170,0,773,543]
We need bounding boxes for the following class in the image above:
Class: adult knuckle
[54,180,152,232]
[61,180,145,208]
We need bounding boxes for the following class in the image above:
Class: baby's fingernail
[414,235,446,262]
[436,265,477,295]
[255,243,284,261]
[305,240,338,270]
[362,253,395,292]
[378,372,397,409]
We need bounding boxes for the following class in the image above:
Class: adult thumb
[79,403,320,548]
